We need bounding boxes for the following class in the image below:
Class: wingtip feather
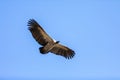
[27,19,39,27]
[65,50,75,59]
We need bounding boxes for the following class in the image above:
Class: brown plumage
[28,19,75,59]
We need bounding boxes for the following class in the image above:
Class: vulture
[28,19,75,59]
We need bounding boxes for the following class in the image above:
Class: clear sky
[0,0,120,80]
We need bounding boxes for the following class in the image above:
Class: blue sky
[0,0,120,80]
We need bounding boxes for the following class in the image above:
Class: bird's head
[56,41,60,44]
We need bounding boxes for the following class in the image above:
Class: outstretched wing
[28,19,54,46]
[50,44,75,59]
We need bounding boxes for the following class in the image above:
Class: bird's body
[40,41,56,53]
[28,19,75,59]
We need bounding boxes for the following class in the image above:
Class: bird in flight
[28,19,75,59]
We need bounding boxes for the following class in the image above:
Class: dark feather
[50,44,75,59]
[28,19,54,46]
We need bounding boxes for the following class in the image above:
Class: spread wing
[28,19,54,46]
[50,44,75,59]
